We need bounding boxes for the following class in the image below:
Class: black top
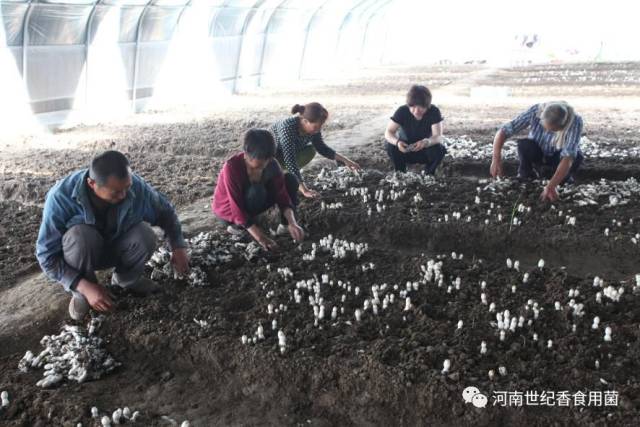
[390,105,444,144]
[88,184,118,239]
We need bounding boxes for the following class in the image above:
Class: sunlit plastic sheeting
[82,6,133,116]
[87,5,143,43]
[139,6,182,42]
[135,41,171,91]
[150,5,234,106]
[1,3,28,46]
[44,0,96,5]
[211,6,252,37]
[27,4,92,45]
[0,46,36,133]
[102,0,152,6]
[299,0,360,79]
[151,0,190,6]
[232,0,280,91]
[26,45,84,106]
[0,0,398,126]
[333,0,379,69]
[259,3,321,86]
[3,45,21,70]
[359,1,391,66]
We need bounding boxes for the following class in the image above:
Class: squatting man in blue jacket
[35,150,190,320]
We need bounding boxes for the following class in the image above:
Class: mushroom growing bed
[2,165,639,426]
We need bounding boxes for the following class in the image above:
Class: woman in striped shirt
[271,102,360,198]
[490,102,584,202]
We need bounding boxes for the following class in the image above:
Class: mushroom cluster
[18,316,119,388]
[565,177,640,207]
[147,232,236,286]
[91,406,141,425]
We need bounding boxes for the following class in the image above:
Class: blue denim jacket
[35,169,186,291]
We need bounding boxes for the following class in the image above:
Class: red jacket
[212,153,292,227]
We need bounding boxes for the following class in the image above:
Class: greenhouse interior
[0,0,639,425]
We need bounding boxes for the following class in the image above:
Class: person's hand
[171,247,190,275]
[490,157,503,178]
[300,187,320,199]
[397,141,410,153]
[76,278,114,312]
[343,158,361,171]
[540,184,560,202]
[413,140,427,151]
[288,223,305,242]
[257,234,278,251]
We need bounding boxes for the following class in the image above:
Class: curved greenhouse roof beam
[232,0,267,93]
[21,0,35,85]
[131,0,155,111]
[377,0,398,65]
[84,0,104,107]
[296,0,330,80]
[255,0,286,87]
[359,0,393,64]
[334,0,380,55]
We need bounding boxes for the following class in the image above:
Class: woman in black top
[384,85,446,174]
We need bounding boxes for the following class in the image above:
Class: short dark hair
[89,150,130,185]
[406,85,432,108]
[243,129,276,160]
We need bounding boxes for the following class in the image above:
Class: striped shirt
[270,116,336,183]
[501,104,583,158]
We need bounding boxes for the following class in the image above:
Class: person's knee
[284,172,298,188]
[298,146,317,168]
[435,143,447,160]
[517,138,535,152]
[284,173,299,193]
[62,224,103,256]
[386,142,400,158]
[121,222,157,258]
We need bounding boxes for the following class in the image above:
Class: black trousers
[243,172,299,227]
[385,142,447,174]
[517,138,584,184]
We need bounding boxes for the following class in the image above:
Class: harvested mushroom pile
[443,136,640,160]
[382,170,438,189]
[564,178,640,207]
[443,137,518,160]
[18,316,119,388]
[314,167,372,190]
[580,137,640,159]
[147,232,257,286]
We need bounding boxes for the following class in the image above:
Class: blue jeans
[517,138,583,184]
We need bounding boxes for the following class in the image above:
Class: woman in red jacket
[212,129,305,250]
